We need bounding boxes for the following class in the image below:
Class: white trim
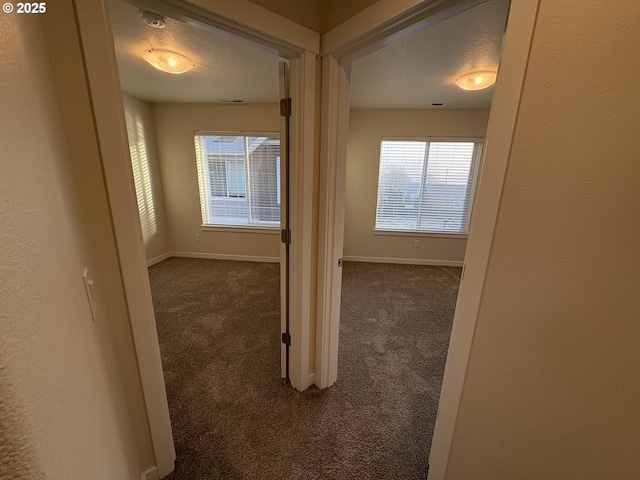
[343,256,463,267]
[147,252,173,267]
[315,55,351,390]
[427,2,541,479]
[72,2,176,477]
[170,251,280,263]
[200,225,280,234]
[194,129,280,136]
[373,230,468,240]
[287,51,318,392]
[321,0,483,58]
[381,135,484,143]
[133,0,319,56]
[141,466,159,480]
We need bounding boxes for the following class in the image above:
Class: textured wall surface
[447,1,640,478]
[345,109,489,265]
[123,94,171,262]
[0,12,148,480]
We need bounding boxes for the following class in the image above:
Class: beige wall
[345,109,489,265]
[153,103,281,260]
[446,1,640,478]
[123,94,171,262]
[248,0,377,33]
[1,12,153,479]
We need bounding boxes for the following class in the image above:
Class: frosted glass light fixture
[455,70,497,90]
[143,49,195,74]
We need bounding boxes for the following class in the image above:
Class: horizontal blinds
[125,111,157,240]
[194,134,280,227]
[375,139,481,234]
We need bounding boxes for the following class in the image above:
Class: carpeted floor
[148,258,460,480]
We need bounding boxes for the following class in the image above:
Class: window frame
[194,130,281,231]
[373,136,483,237]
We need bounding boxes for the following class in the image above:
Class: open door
[279,61,290,380]
[316,55,350,389]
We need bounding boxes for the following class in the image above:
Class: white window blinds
[125,110,157,240]
[194,133,280,228]
[375,138,482,234]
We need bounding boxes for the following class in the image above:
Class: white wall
[153,103,281,261]
[345,109,489,265]
[446,1,640,478]
[0,12,153,479]
[123,94,171,263]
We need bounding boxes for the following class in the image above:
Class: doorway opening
[316,1,539,478]
[331,0,510,473]
[106,0,290,471]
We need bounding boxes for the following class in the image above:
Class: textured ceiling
[351,0,510,109]
[108,0,283,104]
[109,0,509,108]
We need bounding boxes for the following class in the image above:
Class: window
[194,132,280,228]
[375,138,483,234]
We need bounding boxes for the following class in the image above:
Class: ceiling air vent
[218,99,246,104]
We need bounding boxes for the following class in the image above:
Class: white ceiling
[351,0,509,109]
[108,0,283,104]
[108,0,509,109]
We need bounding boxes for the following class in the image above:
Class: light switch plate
[82,267,97,321]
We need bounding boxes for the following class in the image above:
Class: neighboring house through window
[194,132,280,228]
[375,137,483,234]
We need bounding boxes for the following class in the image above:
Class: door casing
[315,2,541,479]
[69,0,320,477]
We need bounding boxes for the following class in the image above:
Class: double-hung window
[375,137,483,235]
[194,132,280,228]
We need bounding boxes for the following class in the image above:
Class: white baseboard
[141,466,159,480]
[171,251,280,263]
[342,256,463,267]
[146,252,172,267]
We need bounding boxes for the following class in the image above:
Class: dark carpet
[148,258,460,480]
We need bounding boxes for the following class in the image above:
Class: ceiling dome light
[455,70,497,90]
[143,49,195,74]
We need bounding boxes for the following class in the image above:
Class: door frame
[72,0,319,477]
[315,0,491,391]
[315,1,540,478]
[279,61,290,380]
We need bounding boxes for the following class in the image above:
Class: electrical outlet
[413,239,420,248]
[195,233,200,242]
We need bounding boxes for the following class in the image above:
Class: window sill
[201,225,280,235]
[373,229,468,240]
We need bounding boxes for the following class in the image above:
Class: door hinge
[281,229,291,244]
[280,97,291,117]
[338,258,343,267]
[281,332,291,345]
